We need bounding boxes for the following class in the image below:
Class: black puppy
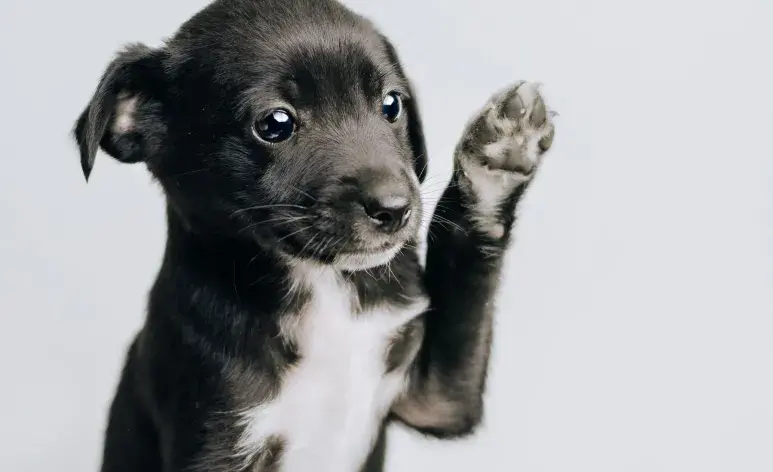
[73,0,555,471]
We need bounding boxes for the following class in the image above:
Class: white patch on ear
[112,93,138,135]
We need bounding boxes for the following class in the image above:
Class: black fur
[74,0,540,471]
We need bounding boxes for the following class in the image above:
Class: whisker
[414,154,429,177]
[420,173,451,185]
[387,262,403,290]
[403,242,421,252]
[311,236,331,260]
[332,236,354,263]
[421,198,454,209]
[237,215,311,235]
[299,234,319,255]
[420,191,451,200]
[289,186,318,203]
[323,236,345,262]
[231,203,308,217]
[421,175,450,185]
[420,185,452,195]
[431,214,468,235]
[420,184,450,194]
[276,225,313,243]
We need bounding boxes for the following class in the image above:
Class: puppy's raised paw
[455,81,556,238]
[458,81,555,178]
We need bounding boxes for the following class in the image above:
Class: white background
[1,0,771,470]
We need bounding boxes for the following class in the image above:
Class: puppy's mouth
[329,201,422,271]
[332,243,405,272]
[257,194,421,270]
[263,215,412,270]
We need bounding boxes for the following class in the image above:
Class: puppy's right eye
[253,109,295,143]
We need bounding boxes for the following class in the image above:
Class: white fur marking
[112,95,138,134]
[238,263,428,471]
[460,160,525,238]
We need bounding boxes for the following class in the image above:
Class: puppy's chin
[332,245,404,272]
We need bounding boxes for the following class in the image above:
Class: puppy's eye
[381,92,402,123]
[253,109,295,143]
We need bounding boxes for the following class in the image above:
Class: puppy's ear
[381,38,428,184]
[73,43,166,181]
[403,92,428,184]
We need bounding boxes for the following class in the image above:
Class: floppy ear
[380,38,428,184]
[73,43,166,181]
[403,92,428,184]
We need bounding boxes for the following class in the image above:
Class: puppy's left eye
[253,109,295,143]
[381,92,402,123]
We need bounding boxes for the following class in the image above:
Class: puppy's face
[74,0,428,271]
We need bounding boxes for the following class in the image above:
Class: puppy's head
[74,0,428,271]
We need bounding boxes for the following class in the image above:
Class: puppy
[73,0,555,471]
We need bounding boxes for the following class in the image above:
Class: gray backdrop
[1,0,771,470]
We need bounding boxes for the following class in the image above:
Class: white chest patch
[237,264,428,472]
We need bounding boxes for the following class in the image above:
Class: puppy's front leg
[393,82,555,437]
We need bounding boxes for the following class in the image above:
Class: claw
[538,127,555,152]
[530,96,547,127]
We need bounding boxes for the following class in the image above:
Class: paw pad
[458,81,556,178]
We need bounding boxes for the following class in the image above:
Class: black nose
[364,195,412,234]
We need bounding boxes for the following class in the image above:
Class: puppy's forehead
[243,32,403,113]
[167,0,405,113]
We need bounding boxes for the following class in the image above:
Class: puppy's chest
[239,268,427,472]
